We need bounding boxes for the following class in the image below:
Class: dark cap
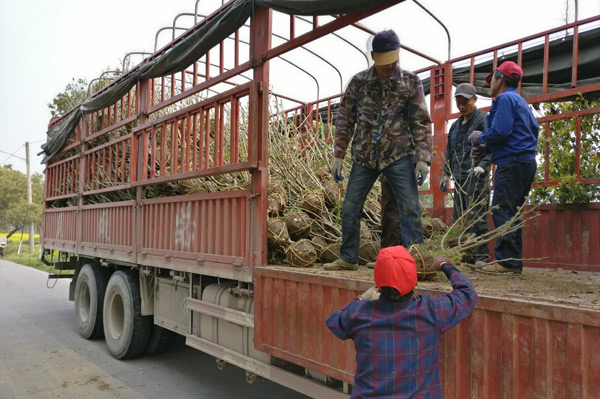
[454,83,477,99]
[486,61,523,84]
[372,30,401,53]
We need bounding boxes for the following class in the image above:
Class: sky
[0,0,598,176]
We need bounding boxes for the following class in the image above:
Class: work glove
[470,166,486,176]
[357,286,380,301]
[439,175,450,192]
[331,158,344,183]
[427,257,453,273]
[470,144,487,162]
[415,161,429,186]
[468,130,482,147]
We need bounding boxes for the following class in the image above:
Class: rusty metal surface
[523,204,600,271]
[253,267,600,398]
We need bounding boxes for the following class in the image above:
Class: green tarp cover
[421,26,600,99]
[40,0,399,164]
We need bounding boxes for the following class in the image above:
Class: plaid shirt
[326,264,477,398]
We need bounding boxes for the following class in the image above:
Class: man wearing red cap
[326,246,477,398]
[325,29,432,271]
[468,61,539,274]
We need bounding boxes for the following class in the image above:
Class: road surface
[0,259,310,399]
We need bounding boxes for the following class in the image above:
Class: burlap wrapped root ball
[284,211,312,241]
[323,183,341,208]
[301,191,326,216]
[286,239,318,267]
[315,168,335,185]
[409,244,436,281]
[358,241,380,265]
[423,217,448,238]
[267,219,291,250]
[310,236,327,254]
[267,194,284,217]
[320,242,341,264]
[360,221,372,241]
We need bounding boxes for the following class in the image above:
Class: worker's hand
[470,144,487,161]
[470,166,485,176]
[468,130,482,146]
[427,257,453,273]
[357,286,380,301]
[439,175,450,193]
[331,158,344,183]
[415,161,429,186]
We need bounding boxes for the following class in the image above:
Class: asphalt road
[0,259,310,399]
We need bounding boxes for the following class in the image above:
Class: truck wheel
[103,270,152,359]
[145,325,176,356]
[74,264,110,339]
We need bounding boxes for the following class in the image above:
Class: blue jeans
[340,157,423,263]
[492,161,536,269]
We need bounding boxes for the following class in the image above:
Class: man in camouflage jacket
[325,30,432,271]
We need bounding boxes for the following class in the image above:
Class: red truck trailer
[40,1,600,397]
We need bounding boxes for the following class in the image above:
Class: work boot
[476,261,521,274]
[323,258,359,271]
[366,261,375,269]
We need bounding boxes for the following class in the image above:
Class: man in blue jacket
[469,61,539,274]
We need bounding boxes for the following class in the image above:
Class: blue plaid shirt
[326,264,477,398]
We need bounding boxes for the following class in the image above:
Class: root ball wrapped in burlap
[358,240,380,265]
[409,244,436,281]
[323,184,341,208]
[286,239,317,267]
[320,242,341,263]
[283,211,312,241]
[267,219,291,250]
[301,191,326,216]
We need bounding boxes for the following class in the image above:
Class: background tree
[0,166,44,237]
[47,77,89,117]
[530,95,600,205]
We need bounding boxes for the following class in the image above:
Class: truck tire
[74,264,110,339]
[103,270,152,359]
[145,325,177,356]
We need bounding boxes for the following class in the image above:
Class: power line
[0,146,26,163]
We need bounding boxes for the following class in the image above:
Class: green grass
[0,234,53,272]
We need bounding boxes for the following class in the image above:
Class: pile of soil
[267,263,600,309]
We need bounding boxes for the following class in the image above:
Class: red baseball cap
[486,61,523,85]
[374,245,417,295]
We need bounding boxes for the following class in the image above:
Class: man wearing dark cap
[326,246,477,398]
[469,61,539,274]
[325,29,432,271]
[440,83,491,264]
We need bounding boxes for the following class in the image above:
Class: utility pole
[25,142,34,253]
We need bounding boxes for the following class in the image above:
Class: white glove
[357,286,380,301]
[471,166,485,176]
[331,158,344,183]
[439,175,450,192]
[468,130,483,146]
[415,161,429,186]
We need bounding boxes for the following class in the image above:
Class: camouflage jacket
[333,65,432,170]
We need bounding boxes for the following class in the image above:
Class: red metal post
[249,6,272,267]
[431,63,450,219]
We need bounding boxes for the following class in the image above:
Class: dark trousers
[454,175,490,259]
[492,161,537,269]
[380,177,403,248]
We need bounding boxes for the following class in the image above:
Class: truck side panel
[254,266,600,398]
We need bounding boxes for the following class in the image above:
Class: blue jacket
[479,87,539,165]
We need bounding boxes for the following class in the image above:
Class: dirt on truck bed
[267,263,600,310]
